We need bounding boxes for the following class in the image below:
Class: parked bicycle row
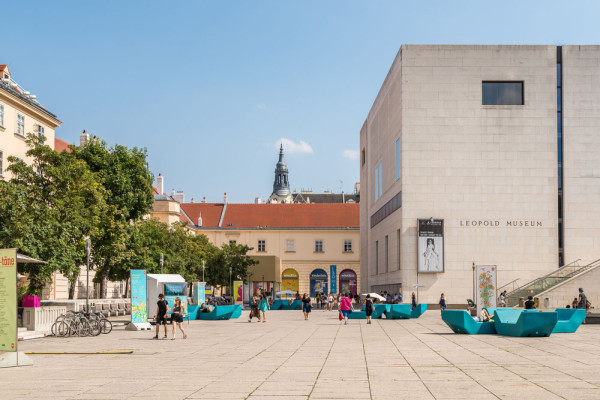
[51,310,112,337]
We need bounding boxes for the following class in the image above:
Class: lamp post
[160,253,164,274]
[229,267,233,299]
[85,237,91,312]
[202,260,205,282]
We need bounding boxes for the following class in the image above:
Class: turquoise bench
[411,304,427,318]
[385,304,412,319]
[231,304,242,319]
[552,308,586,333]
[493,309,557,337]
[348,310,366,319]
[185,305,199,322]
[198,305,236,320]
[362,304,390,319]
[441,310,496,334]
[270,300,284,310]
[281,300,302,310]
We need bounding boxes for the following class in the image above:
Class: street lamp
[202,260,205,282]
[160,253,164,274]
[229,267,233,300]
[85,237,91,312]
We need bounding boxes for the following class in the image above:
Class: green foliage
[206,242,257,288]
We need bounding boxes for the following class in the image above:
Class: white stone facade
[359,45,595,304]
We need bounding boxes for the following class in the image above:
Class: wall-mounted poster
[417,219,444,273]
[476,265,497,318]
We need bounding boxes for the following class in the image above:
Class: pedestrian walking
[340,292,352,325]
[578,288,589,324]
[248,295,261,322]
[364,294,374,324]
[328,294,334,311]
[170,297,187,340]
[153,293,169,339]
[438,293,446,310]
[411,292,417,310]
[260,293,270,322]
[302,293,312,320]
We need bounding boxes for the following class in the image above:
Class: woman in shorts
[302,293,312,320]
[171,297,187,340]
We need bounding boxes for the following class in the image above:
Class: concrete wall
[362,45,560,303]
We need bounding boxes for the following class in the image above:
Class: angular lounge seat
[372,304,390,319]
[552,308,586,333]
[411,304,427,318]
[493,309,557,337]
[441,310,496,334]
[231,304,242,319]
[198,305,236,320]
[281,300,302,310]
[385,304,412,319]
[347,310,366,319]
[186,305,199,321]
[270,300,284,310]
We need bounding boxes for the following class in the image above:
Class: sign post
[0,248,32,368]
[126,269,152,331]
[475,265,497,319]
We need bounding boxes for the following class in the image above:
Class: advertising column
[0,249,17,354]
[233,281,243,305]
[126,269,152,331]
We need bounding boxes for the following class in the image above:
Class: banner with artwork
[233,281,243,304]
[0,249,17,353]
[417,219,444,273]
[130,270,148,324]
[476,265,497,318]
[329,265,337,294]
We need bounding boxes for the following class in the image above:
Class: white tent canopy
[16,253,47,264]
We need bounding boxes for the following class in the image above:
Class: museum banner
[417,219,444,273]
[130,270,148,324]
[476,265,497,318]
[329,265,337,294]
[233,281,243,304]
[0,249,17,353]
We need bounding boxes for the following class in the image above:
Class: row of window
[0,103,45,138]
[374,229,401,275]
[230,239,354,253]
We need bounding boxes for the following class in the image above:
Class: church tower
[269,144,293,203]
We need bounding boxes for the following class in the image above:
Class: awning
[17,253,47,264]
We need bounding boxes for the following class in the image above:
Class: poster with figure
[233,281,243,304]
[130,270,148,324]
[476,265,497,318]
[417,219,444,273]
[0,249,17,353]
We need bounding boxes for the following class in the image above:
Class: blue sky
[3,1,599,203]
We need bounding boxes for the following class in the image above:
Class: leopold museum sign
[459,220,543,227]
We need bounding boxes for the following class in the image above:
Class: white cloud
[343,149,360,160]
[275,138,313,154]
[255,103,267,110]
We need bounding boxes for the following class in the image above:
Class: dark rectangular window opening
[482,81,524,105]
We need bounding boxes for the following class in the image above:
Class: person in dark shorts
[578,288,588,324]
[171,297,187,340]
[248,295,261,322]
[525,295,536,309]
[302,293,312,320]
[364,294,374,324]
[153,294,169,339]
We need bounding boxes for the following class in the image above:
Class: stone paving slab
[3,309,600,399]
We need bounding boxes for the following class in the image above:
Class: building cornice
[0,85,61,127]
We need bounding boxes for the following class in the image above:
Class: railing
[497,278,520,293]
[505,258,599,307]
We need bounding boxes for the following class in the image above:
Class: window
[36,124,45,140]
[482,81,524,105]
[314,240,323,252]
[286,239,295,252]
[0,104,4,127]
[374,165,379,200]
[375,240,379,275]
[229,240,236,245]
[385,235,389,273]
[0,150,3,176]
[361,148,365,166]
[16,114,25,136]
[344,240,352,253]
[257,240,266,252]
[396,138,400,181]
[378,161,383,198]
[397,229,401,271]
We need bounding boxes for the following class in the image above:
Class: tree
[71,139,154,298]
[206,242,257,290]
[0,133,106,296]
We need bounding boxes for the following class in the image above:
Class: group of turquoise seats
[441,308,586,337]
[270,299,303,310]
[185,304,243,321]
[348,303,427,320]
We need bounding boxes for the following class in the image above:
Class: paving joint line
[359,319,373,399]
[307,321,342,400]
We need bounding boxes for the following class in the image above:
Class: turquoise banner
[130,270,147,323]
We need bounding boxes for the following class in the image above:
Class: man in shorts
[153,294,169,339]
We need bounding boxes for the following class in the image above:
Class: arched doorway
[281,268,299,298]
[309,269,328,297]
[339,269,357,296]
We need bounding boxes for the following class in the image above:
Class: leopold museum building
[360,45,600,303]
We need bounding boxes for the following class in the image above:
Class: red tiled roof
[0,65,7,71]
[180,203,226,228]
[222,203,359,228]
[54,137,71,153]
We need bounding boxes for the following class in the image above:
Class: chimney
[354,182,360,195]
[224,192,228,204]
[157,173,164,195]
[80,130,89,147]
[255,197,262,204]
[171,189,175,198]
[197,211,202,227]
[190,197,194,203]
[175,190,184,203]
[202,196,206,203]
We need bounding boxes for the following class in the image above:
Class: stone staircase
[505,258,600,307]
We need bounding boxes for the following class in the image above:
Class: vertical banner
[0,249,17,353]
[195,283,206,306]
[130,270,148,324]
[417,219,444,273]
[233,281,243,304]
[329,265,337,294]
[476,265,497,318]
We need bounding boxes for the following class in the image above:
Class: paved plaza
[3,309,600,400]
